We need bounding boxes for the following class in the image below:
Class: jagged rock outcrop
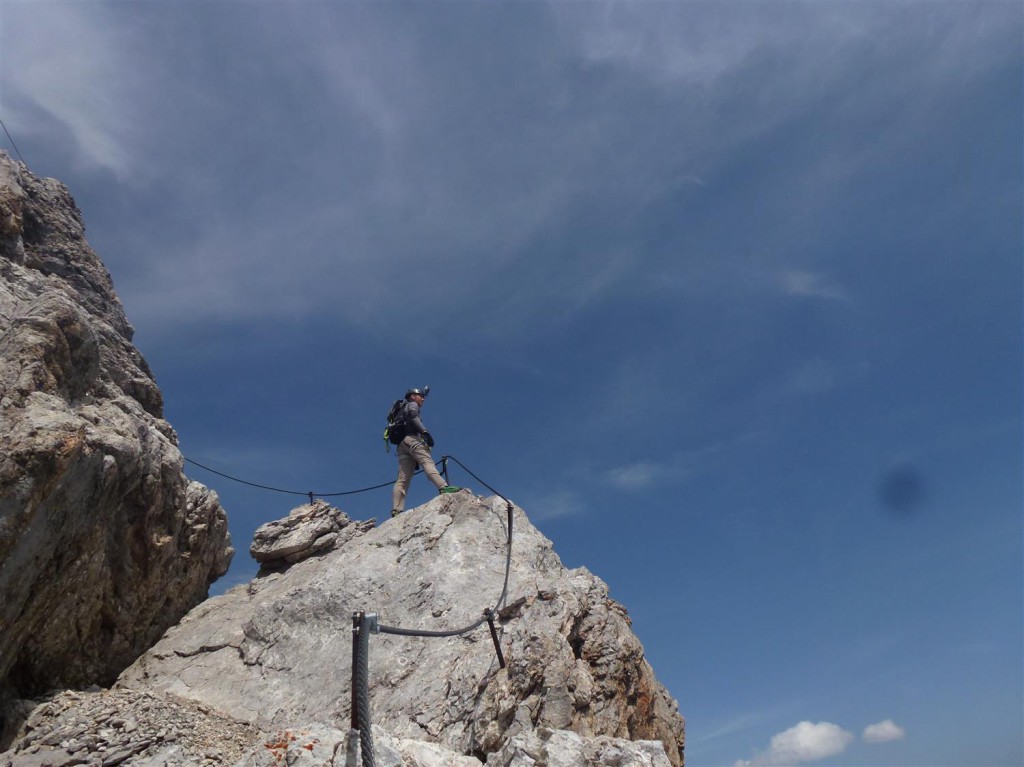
[250,500,374,571]
[116,493,685,765]
[0,153,234,720]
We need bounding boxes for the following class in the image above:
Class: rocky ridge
[0,153,233,722]
[116,492,685,765]
[3,493,684,766]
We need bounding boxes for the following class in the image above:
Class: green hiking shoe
[438,486,462,494]
[390,508,404,518]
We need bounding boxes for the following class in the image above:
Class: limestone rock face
[236,724,487,767]
[0,153,234,708]
[490,727,673,767]
[118,493,685,765]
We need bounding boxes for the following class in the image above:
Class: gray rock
[0,688,259,767]
[118,494,685,765]
[231,723,673,767]
[0,153,234,716]
[232,723,483,767]
[492,728,673,767]
[250,501,375,569]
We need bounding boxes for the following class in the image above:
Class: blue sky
[2,2,1021,765]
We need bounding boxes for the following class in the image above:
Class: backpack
[383,399,409,451]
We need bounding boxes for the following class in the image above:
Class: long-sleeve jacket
[401,400,428,436]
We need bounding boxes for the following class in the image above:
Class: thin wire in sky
[0,117,25,165]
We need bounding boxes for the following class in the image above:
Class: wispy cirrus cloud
[605,461,663,491]
[781,271,849,302]
[602,429,766,492]
[5,1,1017,347]
[525,490,587,522]
[2,3,145,178]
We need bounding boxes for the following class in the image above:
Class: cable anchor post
[350,613,361,731]
[350,612,378,767]
[441,456,450,484]
[483,608,506,669]
[506,501,514,544]
[346,613,362,767]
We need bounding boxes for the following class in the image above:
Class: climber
[390,387,460,517]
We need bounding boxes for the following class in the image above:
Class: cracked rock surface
[0,153,233,717]
[234,723,672,767]
[117,493,685,765]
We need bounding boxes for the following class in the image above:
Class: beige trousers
[391,435,447,511]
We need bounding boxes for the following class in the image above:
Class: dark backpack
[383,399,409,450]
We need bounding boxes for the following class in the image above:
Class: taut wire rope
[0,117,27,165]
[183,455,401,499]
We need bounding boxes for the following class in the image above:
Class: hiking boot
[390,508,404,518]
[438,486,462,494]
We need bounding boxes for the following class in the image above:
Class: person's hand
[423,432,435,448]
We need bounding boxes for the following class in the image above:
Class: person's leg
[391,441,418,511]
[406,438,448,490]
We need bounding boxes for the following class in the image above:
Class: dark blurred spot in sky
[877,463,928,514]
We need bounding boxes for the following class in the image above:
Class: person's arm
[405,401,428,435]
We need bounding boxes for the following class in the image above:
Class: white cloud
[863,719,905,744]
[736,721,854,767]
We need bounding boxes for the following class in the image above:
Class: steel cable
[377,480,514,639]
[0,118,27,165]
[183,456,419,498]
